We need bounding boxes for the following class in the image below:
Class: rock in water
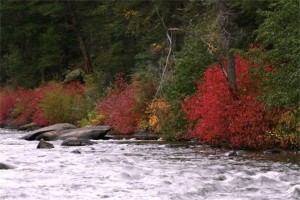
[71,149,81,154]
[57,126,111,140]
[0,163,14,170]
[18,122,40,131]
[36,125,111,141]
[132,130,159,140]
[37,139,54,149]
[61,137,96,146]
[35,130,63,141]
[225,151,238,156]
[22,123,77,141]
[264,148,282,154]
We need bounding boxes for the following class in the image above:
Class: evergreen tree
[256,0,300,108]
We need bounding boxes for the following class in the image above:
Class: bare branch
[156,9,167,30]
[155,19,173,96]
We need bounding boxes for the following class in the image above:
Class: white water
[0,128,299,200]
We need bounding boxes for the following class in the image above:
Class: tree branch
[155,9,173,96]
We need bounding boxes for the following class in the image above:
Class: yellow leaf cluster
[124,10,138,19]
[148,100,168,132]
[150,43,162,53]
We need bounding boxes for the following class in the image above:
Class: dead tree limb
[155,9,173,96]
[217,0,237,91]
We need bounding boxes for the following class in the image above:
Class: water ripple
[0,129,299,200]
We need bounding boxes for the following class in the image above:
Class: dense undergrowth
[0,55,299,150]
[0,82,87,127]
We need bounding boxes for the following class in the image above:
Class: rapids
[0,128,299,200]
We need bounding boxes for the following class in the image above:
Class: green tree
[158,1,214,140]
[38,27,62,84]
[256,0,300,108]
[0,0,52,87]
[1,0,64,87]
[1,45,24,87]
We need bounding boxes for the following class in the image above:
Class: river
[0,128,299,200]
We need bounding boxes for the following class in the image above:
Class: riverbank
[2,123,300,156]
[1,76,299,152]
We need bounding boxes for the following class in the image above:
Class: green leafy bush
[269,107,300,149]
[38,82,88,125]
[159,32,214,141]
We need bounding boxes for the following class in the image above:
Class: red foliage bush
[11,89,38,126]
[96,74,155,134]
[96,75,140,134]
[0,82,87,127]
[0,87,18,126]
[0,87,43,126]
[35,82,87,125]
[182,56,272,149]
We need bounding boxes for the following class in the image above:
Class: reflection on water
[0,129,299,200]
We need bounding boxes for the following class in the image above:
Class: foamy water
[0,128,299,200]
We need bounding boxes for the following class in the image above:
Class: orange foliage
[148,100,168,132]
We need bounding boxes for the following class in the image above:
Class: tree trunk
[218,0,237,91]
[226,43,236,91]
[67,2,93,74]
[41,68,45,85]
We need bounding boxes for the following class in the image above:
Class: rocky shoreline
[3,123,159,149]
[1,122,299,157]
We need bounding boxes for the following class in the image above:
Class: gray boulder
[71,149,82,154]
[58,126,111,140]
[18,122,40,131]
[264,148,281,154]
[132,130,159,140]
[225,151,238,156]
[35,130,68,141]
[63,69,84,84]
[0,163,14,170]
[37,139,54,149]
[61,137,96,146]
[22,123,77,141]
[37,126,111,141]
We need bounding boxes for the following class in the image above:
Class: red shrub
[97,76,138,134]
[96,74,153,134]
[30,88,49,126]
[182,56,272,149]
[0,82,87,127]
[0,87,17,126]
[0,86,49,127]
[12,89,35,126]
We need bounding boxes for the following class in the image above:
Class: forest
[0,0,299,150]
